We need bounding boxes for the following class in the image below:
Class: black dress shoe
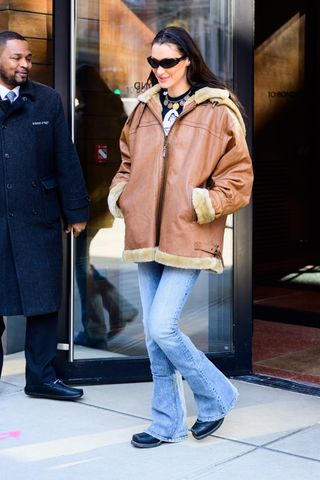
[191,417,224,440]
[24,379,84,401]
[131,432,164,448]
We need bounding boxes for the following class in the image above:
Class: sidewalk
[0,353,319,480]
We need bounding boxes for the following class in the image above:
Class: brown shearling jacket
[108,85,253,273]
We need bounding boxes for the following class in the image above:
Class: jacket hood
[137,84,246,134]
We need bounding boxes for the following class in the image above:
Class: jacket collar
[138,84,229,105]
[19,80,35,100]
[138,84,162,107]
[138,84,245,134]
[0,80,35,120]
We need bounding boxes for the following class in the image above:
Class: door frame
[53,0,254,384]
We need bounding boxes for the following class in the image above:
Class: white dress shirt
[0,85,20,102]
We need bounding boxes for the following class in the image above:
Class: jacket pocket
[40,177,61,224]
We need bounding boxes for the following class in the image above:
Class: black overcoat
[0,80,89,316]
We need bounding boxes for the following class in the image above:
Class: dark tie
[5,91,16,103]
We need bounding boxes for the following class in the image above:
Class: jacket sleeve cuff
[63,195,90,224]
[64,205,90,225]
[107,181,127,218]
[192,188,216,224]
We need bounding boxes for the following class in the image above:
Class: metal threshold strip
[234,373,320,397]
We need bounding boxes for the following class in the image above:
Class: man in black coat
[0,31,89,400]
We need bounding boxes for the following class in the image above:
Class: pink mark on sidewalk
[0,431,21,441]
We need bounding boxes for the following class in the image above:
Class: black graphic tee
[160,88,193,136]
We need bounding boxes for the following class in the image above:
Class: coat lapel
[0,80,34,121]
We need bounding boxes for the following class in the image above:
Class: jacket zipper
[152,102,198,245]
[156,133,169,244]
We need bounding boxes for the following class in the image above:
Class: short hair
[0,31,27,48]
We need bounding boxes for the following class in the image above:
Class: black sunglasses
[147,55,187,69]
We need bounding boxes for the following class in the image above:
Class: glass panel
[73,0,234,360]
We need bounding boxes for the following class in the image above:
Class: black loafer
[191,417,224,440]
[131,432,163,448]
[24,379,84,401]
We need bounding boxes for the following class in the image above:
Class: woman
[108,26,253,448]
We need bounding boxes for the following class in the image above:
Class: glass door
[54,0,253,383]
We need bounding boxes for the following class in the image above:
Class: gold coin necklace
[163,88,192,110]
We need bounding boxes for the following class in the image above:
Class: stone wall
[0,0,53,85]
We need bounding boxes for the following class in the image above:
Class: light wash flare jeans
[138,262,239,443]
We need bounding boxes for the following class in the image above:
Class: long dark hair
[147,26,243,112]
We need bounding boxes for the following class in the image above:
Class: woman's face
[150,42,190,95]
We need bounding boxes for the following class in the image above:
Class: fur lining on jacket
[122,247,223,274]
[138,84,245,134]
[192,188,216,224]
[123,247,156,263]
[107,181,127,218]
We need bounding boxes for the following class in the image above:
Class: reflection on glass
[73,0,234,360]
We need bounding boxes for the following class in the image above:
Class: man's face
[0,39,32,88]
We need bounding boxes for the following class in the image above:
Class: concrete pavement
[0,352,319,480]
